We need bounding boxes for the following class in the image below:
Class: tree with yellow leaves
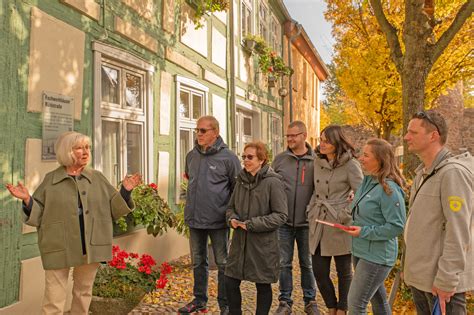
[325,0,473,172]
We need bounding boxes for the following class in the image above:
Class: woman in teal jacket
[344,138,406,314]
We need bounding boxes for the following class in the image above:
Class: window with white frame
[270,15,281,54]
[236,110,254,156]
[93,42,154,188]
[259,2,269,42]
[271,114,283,157]
[176,76,208,201]
[241,0,253,39]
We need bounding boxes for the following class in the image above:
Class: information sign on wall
[42,92,74,160]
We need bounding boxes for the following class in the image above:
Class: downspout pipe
[288,20,302,122]
[228,0,237,151]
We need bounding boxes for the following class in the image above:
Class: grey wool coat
[307,150,363,256]
[23,166,134,270]
[225,165,288,284]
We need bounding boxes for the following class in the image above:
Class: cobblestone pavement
[131,254,331,315]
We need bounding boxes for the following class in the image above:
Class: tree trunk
[400,60,430,177]
[399,0,434,177]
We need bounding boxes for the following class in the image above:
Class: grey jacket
[307,150,363,256]
[184,136,241,229]
[404,149,474,293]
[273,143,315,227]
[24,167,133,270]
[225,165,288,283]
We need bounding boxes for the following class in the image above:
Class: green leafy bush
[117,183,176,237]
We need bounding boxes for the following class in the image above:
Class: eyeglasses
[413,111,440,134]
[194,128,215,134]
[285,132,304,139]
[241,154,255,161]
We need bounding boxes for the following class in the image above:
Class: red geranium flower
[156,274,168,289]
[149,183,158,190]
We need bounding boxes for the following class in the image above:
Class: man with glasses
[273,121,320,315]
[404,110,473,315]
[179,116,241,315]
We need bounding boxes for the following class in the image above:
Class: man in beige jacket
[404,110,473,315]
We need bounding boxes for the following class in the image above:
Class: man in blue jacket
[273,121,319,315]
[178,116,241,315]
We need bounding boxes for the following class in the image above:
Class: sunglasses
[413,111,440,134]
[241,154,255,161]
[194,128,215,134]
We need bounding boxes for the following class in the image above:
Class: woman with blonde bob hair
[6,131,142,315]
[344,138,406,314]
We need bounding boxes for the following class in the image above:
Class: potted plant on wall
[90,245,172,315]
[242,33,261,52]
[186,0,230,29]
[244,36,293,87]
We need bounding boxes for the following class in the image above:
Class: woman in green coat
[225,141,288,315]
[6,131,141,315]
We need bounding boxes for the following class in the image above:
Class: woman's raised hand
[122,174,142,191]
[6,182,31,204]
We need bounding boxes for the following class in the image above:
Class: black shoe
[220,306,230,315]
[178,300,207,314]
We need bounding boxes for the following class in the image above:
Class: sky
[282,0,335,65]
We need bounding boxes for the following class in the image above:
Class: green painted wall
[0,0,286,308]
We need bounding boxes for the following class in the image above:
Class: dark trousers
[189,228,229,308]
[410,286,466,315]
[225,276,272,315]
[312,246,352,310]
[278,225,316,306]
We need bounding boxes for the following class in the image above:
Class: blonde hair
[54,131,91,166]
[366,138,406,195]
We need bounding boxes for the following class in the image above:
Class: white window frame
[270,15,282,54]
[175,75,209,202]
[92,42,154,185]
[235,99,261,156]
[259,2,269,42]
[270,113,283,157]
[240,0,253,40]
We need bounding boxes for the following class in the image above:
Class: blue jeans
[278,225,316,306]
[348,257,392,315]
[410,286,466,315]
[189,228,229,308]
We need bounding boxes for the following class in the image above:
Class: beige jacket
[307,151,363,256]
[24,166,133,270]
[404,149,474,293]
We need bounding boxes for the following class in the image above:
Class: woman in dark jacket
[307,125,363,315]
[225,141,288,315]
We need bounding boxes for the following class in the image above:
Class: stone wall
[460,108,474,154]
